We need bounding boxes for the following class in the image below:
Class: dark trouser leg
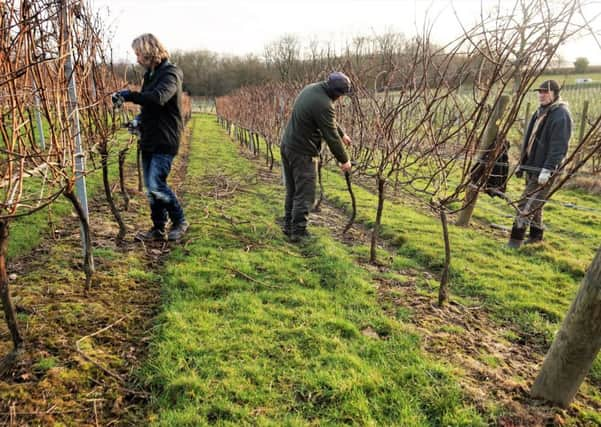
[530,194,546,231]
[525,175,548,243]
[145,152,186,227]
[281,146,295,232]
[287,150,317,234]
[510,173,549,247]
[515,173,549,229]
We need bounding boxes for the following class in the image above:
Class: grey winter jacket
[519,101,572,173]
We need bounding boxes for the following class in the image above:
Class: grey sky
[92,0,601,66]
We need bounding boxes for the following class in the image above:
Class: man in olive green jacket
[281,72,352,242]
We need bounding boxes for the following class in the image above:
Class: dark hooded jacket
[125,60,184,155]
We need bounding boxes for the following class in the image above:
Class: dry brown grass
[564,175,601,195]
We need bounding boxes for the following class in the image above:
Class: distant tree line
[544,61,600,75]
[113,33,600,97]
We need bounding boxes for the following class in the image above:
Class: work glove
[111,89,131,105]
[538,168,552,185]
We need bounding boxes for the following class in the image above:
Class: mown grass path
[141,115,487,426]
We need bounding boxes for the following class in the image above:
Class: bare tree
[0,0,122,364]
[216,0,596,309]
[264,34,301,82]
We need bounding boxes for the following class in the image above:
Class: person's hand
[538,168,552,185]
[342,134,352,146]
[340,160,352,172]
[111,89,131,105]
[117,89,131,99]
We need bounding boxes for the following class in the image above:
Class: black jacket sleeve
[543,109,571,170]
[127,71,179,107]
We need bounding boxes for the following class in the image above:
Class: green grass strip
[140,115,486,426]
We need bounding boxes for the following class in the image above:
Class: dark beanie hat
[327,72,352,96]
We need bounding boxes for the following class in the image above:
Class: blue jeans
[141,151,185,229]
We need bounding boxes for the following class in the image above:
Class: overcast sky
[92,0,601,66]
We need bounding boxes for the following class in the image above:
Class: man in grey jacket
[508,80,572,248]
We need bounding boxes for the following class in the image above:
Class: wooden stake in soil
[438,207,451,307]
[101,151,127,241]
[64,190,95,290]
[118,147,130,211]
[456,94,510,226]
[370,175,386,263]
[313,155,325,212]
